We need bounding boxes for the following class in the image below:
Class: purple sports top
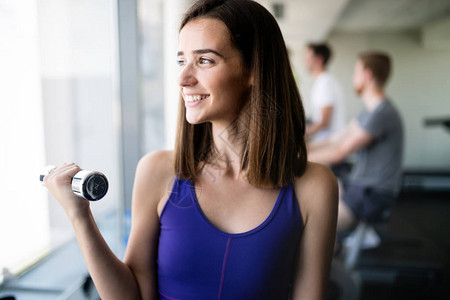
[157,177,303,300]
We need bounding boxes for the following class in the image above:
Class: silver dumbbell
[40,165,108,201]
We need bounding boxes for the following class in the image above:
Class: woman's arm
[44,151,172,299]
[124,150,175,299]
[44,163,142,299]
[291,162,338,300]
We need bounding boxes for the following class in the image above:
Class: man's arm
[308,120,373,165]
[307,120,351,152]
[306,105,333,138]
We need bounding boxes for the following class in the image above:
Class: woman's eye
[177,59,185,66]
[198,57,213,65]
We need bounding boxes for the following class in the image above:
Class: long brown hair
[174,0,307,188]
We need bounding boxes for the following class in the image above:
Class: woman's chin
[186,113,206,125]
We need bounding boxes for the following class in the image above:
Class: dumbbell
[40,165,108,201]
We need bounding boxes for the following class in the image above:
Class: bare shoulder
[293,162,338,224]
[294,162,337,192]
[137,150,174,178]
[133,150,175,210]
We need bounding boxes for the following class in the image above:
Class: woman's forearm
[70,210,141,300]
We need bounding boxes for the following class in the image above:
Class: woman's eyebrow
[177,49,224,58]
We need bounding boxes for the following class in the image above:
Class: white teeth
[185,95,208,102]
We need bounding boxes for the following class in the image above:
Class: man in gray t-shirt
[308,52,404,232]
[349,100,403,195]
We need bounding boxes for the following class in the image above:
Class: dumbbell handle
[40,165,108,201]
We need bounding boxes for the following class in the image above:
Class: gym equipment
[40,165,108,201]
[424,116,450,132]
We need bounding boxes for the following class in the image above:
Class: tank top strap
[169,177,196,207]
[280,180,302,225]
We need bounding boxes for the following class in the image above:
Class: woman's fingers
[43,163,81,187]
[43,163,90,218]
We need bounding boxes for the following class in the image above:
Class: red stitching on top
[217,237,232,300]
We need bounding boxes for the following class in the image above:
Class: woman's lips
[184,94,210,107]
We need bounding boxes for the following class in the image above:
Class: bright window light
[0,0,49,281]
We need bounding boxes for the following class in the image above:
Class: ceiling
[259,0,450,48]
[335,0,450,32]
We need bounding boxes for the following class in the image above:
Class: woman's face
[177,18,252,126]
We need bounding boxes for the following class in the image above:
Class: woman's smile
[183,94,210,107]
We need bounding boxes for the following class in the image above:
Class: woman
[44,0,338,299]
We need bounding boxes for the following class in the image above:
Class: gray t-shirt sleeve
[357,106,385,139]
[350,101,404,195]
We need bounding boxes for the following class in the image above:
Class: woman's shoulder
[138,150,174,173]
[293,162,338,223]
[135,150,175,202]
[294,162,336,188]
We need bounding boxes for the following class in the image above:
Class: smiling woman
[177,18,252,126]
[42,1,338,299]
[174,1,309,189]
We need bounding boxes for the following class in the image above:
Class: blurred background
[0,0,449,299]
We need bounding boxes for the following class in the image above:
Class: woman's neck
[206,120,246,180]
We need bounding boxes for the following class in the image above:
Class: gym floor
[357,191,450,300]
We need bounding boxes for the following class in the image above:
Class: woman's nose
[177,63,197,87]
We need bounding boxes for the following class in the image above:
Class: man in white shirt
[304,43,345,141]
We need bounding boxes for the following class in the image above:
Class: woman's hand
[43,163,90,221]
